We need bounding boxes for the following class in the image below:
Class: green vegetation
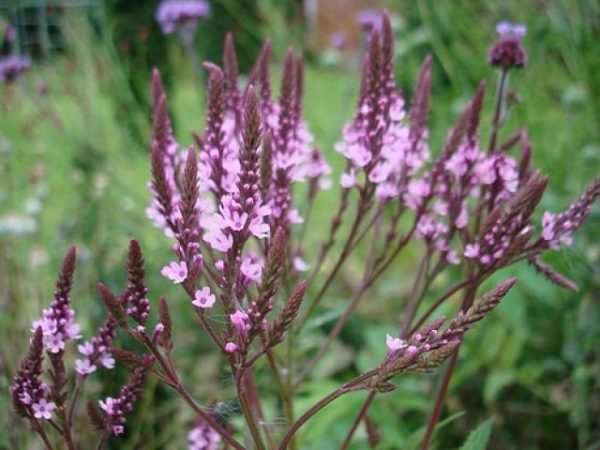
[1,1,599,449]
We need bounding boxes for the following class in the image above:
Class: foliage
[1,2,599,450]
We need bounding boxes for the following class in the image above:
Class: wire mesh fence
[1,0,102,56]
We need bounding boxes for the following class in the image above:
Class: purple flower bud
[488,22,527,69]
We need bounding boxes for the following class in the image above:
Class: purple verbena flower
[11,328,56,421]
[75,316,118,377]
[357,10,383,32]
[31,247,80,354]
[98,363,149,436]
[32,398,56,420]
[230,310,250,336]
[488,21,527,69]
[156,0,210,35]
[331,32,347,50]
[385,334,407,353]
[537,176,600,250]
[192,287,216,309]
[0,55,31,84]
[188,419,221,450]
[161,261,188,283]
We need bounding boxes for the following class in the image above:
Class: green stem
[278,388,346,450]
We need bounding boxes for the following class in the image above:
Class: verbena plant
[11,12,599,450]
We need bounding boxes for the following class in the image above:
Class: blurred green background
[1,0,599,449]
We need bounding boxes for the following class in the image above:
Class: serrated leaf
[459,417,493,450]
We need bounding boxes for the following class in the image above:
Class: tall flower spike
[376,279,517,385]
[123,240,150,327]
[149,71,178,234]
[408,54,432,146]
[529,257,579,292]
[260,132,273,201]
[12,327,56,420]
[294,54,305,121]
[223,32,242,126]
[75,316,118,376]
[249,227,286,334]
[202,63,228,197]
[33,246,80,354]
[380,11,395,97]
[466,80,487,145]
[517,131,532,182]
[176,147,203,281]
[249,39,273,113]
[269,49,297,230]
[237,86,262,213]
[445,278,518,334]
[538,175,600,251]
[98,361,151,435]
[151,69,176,156]
[202,84,271,255]
[266,280,308,348]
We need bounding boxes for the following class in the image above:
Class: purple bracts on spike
[98,362,150,435]
[123,240,151,327]
[32,247,80,354]
[11,328,57,420]
[488,22,527,69]
[540,176,600,250]
[75,317,118,376]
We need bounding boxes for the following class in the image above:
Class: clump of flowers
[0,54,31,84]
[189,419,221,450]
[156,0,210,35]
[12,12,599,450]
[488,21,527,69]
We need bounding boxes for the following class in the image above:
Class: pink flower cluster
[188,419,221,450]
[11,328,57,421]
[148,41,330,332]
[540,177,600,250]
[32,305,80,354]
[75,318,117,376]
[98,366,147,436]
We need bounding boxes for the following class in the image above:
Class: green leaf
[459,418,494,450]
[484,370,515,405]
[404,411,465,450]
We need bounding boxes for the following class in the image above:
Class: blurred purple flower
[156,0,210,35]
[0,55,31,84]
[357,10,382,32]
[488,21,527,69]
[496,21,527,38]
[4,24,16,42]
[188,419,221,449]
[330,32,347,50]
